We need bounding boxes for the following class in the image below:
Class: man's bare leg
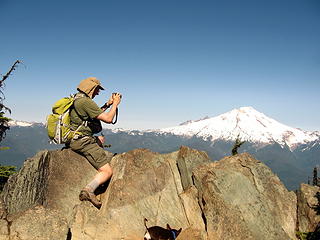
[79,163,113,208]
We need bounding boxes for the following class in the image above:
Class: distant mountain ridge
[8,107,320,149]
[159,107,320,150]
[8,120,37,127]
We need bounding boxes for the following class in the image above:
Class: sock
[85,179,100,193]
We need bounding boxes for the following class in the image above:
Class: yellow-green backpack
[46,94,85,144]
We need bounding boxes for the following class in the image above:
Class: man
[69,77,121,208]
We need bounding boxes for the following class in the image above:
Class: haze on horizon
[1,0,319,131]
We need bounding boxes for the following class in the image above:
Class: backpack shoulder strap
[71,93,88,128]
[72,93,86,119]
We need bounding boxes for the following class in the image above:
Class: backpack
[46,94,86,144]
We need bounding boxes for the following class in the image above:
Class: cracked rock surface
[192,153,297,240]
[297,183,320,233]
[0,147,304,239]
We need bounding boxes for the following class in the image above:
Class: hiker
[69,77,121,208]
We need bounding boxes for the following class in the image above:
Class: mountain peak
[160,107,319,150]
[238,106,256,112]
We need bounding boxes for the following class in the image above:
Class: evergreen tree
[313,167,318,187]
[231,134,245,156]
[0,165,16,191]
[0,60,21,190]
[0,60,21,142]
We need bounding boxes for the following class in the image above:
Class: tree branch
[1,60,22,85]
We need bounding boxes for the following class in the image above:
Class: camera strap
[112,107,118,125]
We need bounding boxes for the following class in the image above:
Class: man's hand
[106,95,114,107]
[97,135,105,148]
[112,93,122,106]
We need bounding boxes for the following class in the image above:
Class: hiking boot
[79,189,102,209]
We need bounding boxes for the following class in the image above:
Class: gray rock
[176,227,207,240]
[0,149,97,240]
[177,146,211,190]
[2,150,51,215]
[0,147,303,240]
[179,186,206,232]
[8,206,68,240]
[193,153,297,240]
[297,183,320,232]
[71,148,192,239]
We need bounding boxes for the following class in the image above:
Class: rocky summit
[0,146,318,240]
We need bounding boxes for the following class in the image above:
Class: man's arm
[96,93,121,124]
[100,95,113,112]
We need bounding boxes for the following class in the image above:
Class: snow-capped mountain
[159,107,320,150]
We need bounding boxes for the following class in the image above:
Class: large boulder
[0,149,97,240]
[297,183,320,233]
[193,153,297,240]
[0,146,301,240]
[70,147,210,240]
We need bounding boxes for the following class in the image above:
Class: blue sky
[0,0,319,130]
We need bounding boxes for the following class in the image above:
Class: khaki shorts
[69,136,113,169]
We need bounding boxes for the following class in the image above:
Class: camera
[112,92,122,98]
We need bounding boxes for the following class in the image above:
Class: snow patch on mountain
[159,107,319,150]
[8,120,37,127]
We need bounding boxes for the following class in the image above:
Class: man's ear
[166,224,171,230]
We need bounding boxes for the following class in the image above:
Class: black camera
[112,92,122,98]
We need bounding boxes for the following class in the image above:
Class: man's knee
[98,163,113,175]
